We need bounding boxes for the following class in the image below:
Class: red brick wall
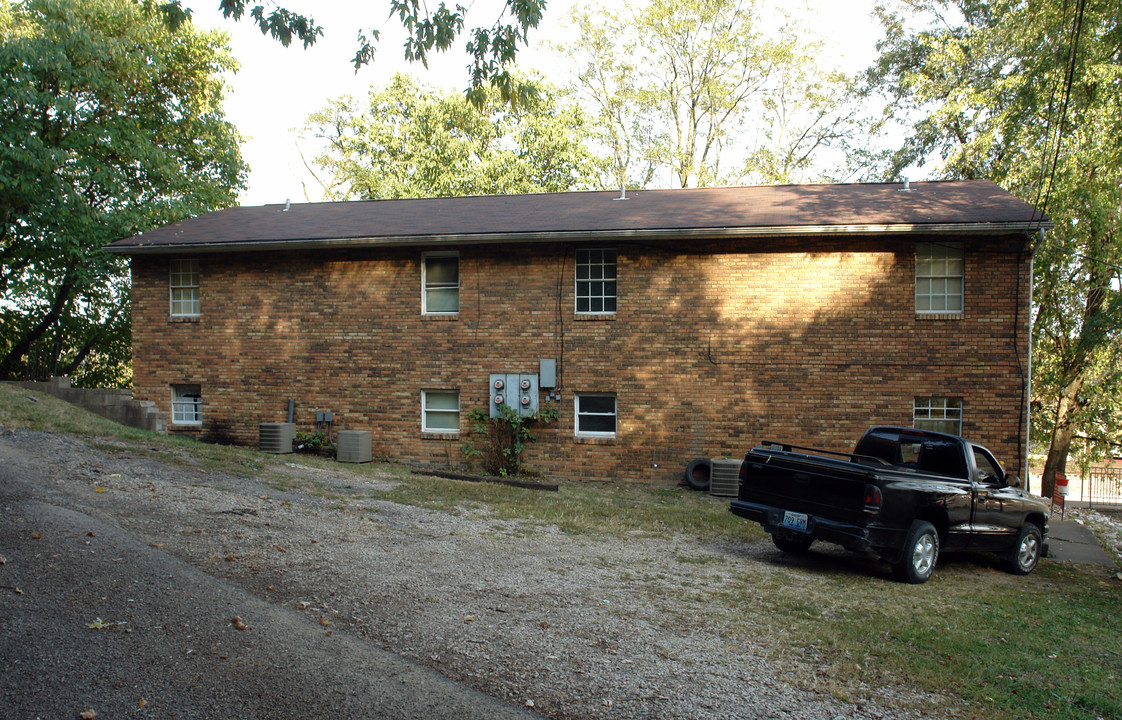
[129,233,1032,482]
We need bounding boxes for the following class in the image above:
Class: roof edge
[104,221,1053,255]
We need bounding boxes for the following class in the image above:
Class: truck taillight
[863,484,882,515]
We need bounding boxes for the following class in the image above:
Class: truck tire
[772,530,814,554]
[1002,523,1042,576]
[893,520,939,584]
[684,458,711,491]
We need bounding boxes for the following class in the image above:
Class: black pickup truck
[730,426,1049,583]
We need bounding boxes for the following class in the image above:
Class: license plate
[782,511,808,531]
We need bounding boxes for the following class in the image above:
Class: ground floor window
[422,390,460,433]
[913,396,962,435]
[575,393,616,438]
[171,384,202,425]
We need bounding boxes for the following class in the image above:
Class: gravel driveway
[0,429,944,719]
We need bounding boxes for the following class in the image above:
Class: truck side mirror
[1006,474,1022,489]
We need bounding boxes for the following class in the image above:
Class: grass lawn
[2,383,1119,720]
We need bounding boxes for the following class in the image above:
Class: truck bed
[737,447,875,525]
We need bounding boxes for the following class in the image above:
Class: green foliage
[152,0,545,102]
[462,403,557,477]
[867,0,1122,491]
[294,430,335,458]
[302,73,603,200]
[562,0,866,189]
[0,0,247,385]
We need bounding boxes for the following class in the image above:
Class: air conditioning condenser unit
[259,422,296,454]
[336,430,372,463]
[709,457,741,497]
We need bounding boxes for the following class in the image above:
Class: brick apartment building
[106,181,1049,483]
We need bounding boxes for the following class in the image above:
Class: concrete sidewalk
[1046,518,1117,568]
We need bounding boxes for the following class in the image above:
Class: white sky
[191,0,887,207]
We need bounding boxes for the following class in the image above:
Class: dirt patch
[1,429,945,719]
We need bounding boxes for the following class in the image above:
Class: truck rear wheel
[772,530,814,554]
[893,520,939,584]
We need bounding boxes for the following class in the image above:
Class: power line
[1030,0,1088,253]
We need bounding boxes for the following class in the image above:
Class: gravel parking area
[1,429,947,719]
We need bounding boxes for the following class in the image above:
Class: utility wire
[1030,0,1088,253]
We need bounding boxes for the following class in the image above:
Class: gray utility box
[489,373,539,418]
[709,457,741,497]
[336,430,373,463]
[259,422,296,454]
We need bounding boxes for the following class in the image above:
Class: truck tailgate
[739,450,870,524]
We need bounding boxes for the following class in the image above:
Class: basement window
[171,384,202,426]
[913,397,962,436]
[916,242,964,314]
[169,259,200,318]
[423,252,459,315]
[575,248,617,314]
[575,393,617,438]
[422,390,460,434]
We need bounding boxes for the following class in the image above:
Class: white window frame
[574,393,617,438]
[422,389,460,434]
[575,248,617,315]
[422,251,460,315]
[169,259,200,318]
[171,384,202,426]
[913,396,962,436]
[915,242,964,314]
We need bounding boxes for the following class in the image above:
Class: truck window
[900,440,922,465]
[855,430,966,478]
[919,438,968,478]
[972,445,1005,485]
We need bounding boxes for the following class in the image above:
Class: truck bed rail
[756,441,891,467]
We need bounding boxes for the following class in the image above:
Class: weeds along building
[105,181,1050,483]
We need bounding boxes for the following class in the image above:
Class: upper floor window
[575,248,617,314]
[575,393,617,438]
[916,242,963,314]
[422,252,459,314]
[171,384,202,425]
[914,396,962,436]
[170,259,200,317]
[422,389,460,433]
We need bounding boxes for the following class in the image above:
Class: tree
[0,0,247,385]
[301,73,603,200]
[563,0,865,190]
[868,0,1122,496]
[147,0,545,104]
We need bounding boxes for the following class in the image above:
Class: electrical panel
[490,373,539,418]
[539,359,556,388]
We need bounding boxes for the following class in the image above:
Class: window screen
[423,390,460,432]
[575,393,617,437]
[423,253,459,314]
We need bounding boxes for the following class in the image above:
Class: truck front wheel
[893,520,939,584]
[1002,523,1042,576]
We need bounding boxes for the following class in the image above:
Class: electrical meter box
[490,373,539,418]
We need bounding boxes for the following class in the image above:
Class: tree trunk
[59,331,100,378]
[0,274,76,380]
[1041,376,1084,500]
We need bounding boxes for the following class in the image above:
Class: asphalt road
[0,471,541,720]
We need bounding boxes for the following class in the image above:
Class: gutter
[104,221,1054,255]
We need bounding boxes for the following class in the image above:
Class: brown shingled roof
[104,180,1051,254]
